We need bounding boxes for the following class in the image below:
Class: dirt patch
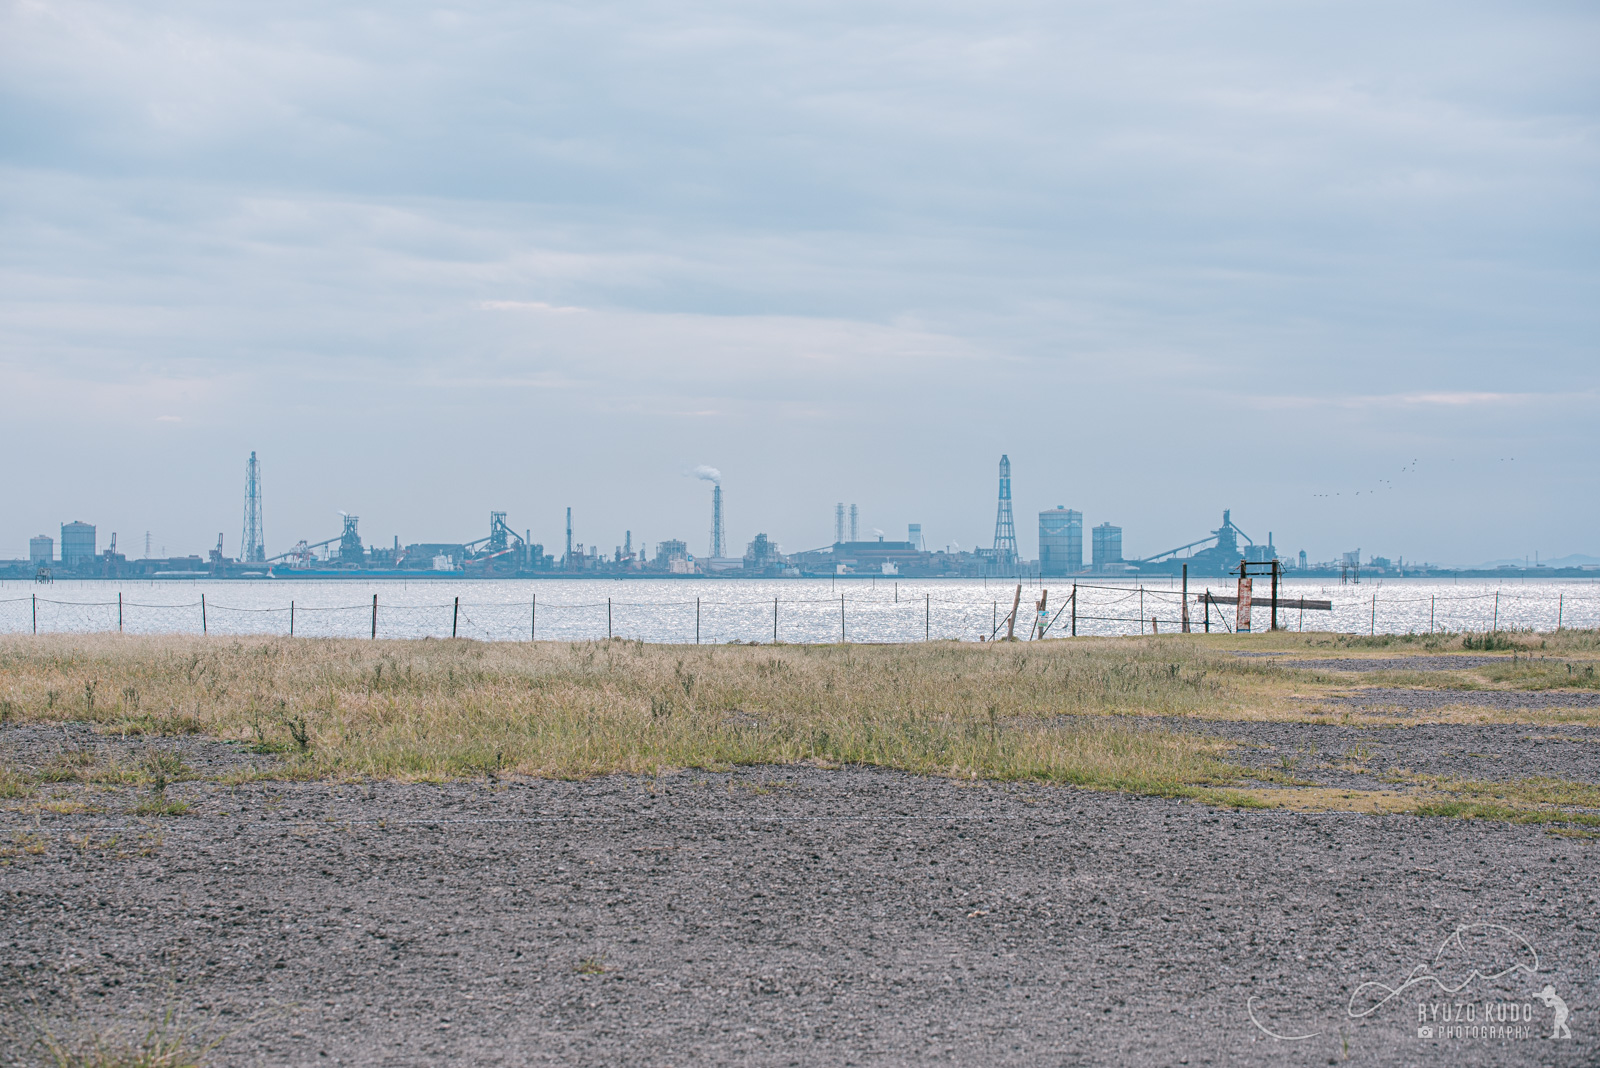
[1,765,1595,1067]
[1274,656,1513,672]
[1323,688,1600,714]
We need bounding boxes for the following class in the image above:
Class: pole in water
[452,596,459,639]
[371,593,378,639]
[201,594,207,635]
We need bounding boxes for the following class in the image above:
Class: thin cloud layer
[0,0,1595,561]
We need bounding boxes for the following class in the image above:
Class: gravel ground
[1319,689,1600,714]
[3,759,1597,1067]
[1157,718,1600,790]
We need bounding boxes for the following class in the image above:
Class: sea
[2,575,1597,643]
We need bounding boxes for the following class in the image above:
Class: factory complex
[8,453,1552,582]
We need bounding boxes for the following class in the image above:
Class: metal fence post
[1071,584,1077,637]
[290,600,295,637]
[118,592,123,633]
[773,597,778,643]
[1370,595,1375,636]
[925,594,930,641]
[452,596,459,638]
[32,594,36,634]
[608,597,613,639]
[696,598,700,645]
[371,593,378,639]
[840,594,846,642]
[1493,591,1499,632]
[201,594,207,635]
[531,596,536,641]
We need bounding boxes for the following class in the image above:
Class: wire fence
[1,581,1596,643]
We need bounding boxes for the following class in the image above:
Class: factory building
[1091,523,1123,573]
[60,521,96,569]
[29,535,53,566]
[1038,507,1082,576]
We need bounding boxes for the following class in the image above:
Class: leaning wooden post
[201,594,207,635]
[1006,583,1022,640]
[452,596,459,638]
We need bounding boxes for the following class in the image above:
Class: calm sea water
[2,576,1596,643]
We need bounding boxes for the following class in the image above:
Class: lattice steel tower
[241,451,265,563]
[992,454,1017,573]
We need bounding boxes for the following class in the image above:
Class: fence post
[1430,596,1434,634]
[608,597,613,639]
[452,596,459,638]
[773,597,778,643]
[1557,594,1563,631]
[201,594,207,635]
[1370,595,1375,636]
[1139,587,1144,635]
[371,593,378,639]
[1493,591,1499,632]
[290,600,295,637]
[1203,590,1211,633]
[1181,565,1189,633]
[1270,560,1280,631]
[841,594,846,643]
[531,596,536,641]
[118,592,123,633]
[32,594,36,635]
[925,594,930,641]
[696,598,700,645]
[1071,584,1077,637]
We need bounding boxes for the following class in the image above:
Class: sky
[1,0,1596,566]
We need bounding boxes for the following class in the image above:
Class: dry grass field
[2,629,1598,814]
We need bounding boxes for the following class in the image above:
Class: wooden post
[1180,565,1189,633]
[452,596,459,638]
[1429,596,1434,634]
[1006,584,1021,640]
[32,594,36,635]
[371,593,378,639]
[1032,589,1048,640]
[696,598,701,644]
[118,592,123,633]
[1370,595,1375,636]
[1270,560,1280,631]
[608,597,612,639]
[531,596,536,641]
[1493,590,1499,632]
[1139,587,1144,635]
[201,594,207,635]
[1235,571,1251,633]
[290,600,295,637]
[1557,594,1563,631]
[925,594,930,641]
[1071,584,1077,637]
[1204,590,1211,633]
[773,597,778,643]
[840,594,846,642]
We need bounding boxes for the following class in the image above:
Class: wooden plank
[1196,595,1332,611]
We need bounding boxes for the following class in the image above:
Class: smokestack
[835,503,845,545]
[849,504,859,543]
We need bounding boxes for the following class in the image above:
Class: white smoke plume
[691,465,721,483]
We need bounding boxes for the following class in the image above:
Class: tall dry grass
[0,635,1261,790]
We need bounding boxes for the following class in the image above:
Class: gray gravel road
[2,765,1596,1067]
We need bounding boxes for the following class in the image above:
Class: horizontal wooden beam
[1196,595,1332,610]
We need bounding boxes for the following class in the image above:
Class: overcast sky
[2,0,1595,565]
